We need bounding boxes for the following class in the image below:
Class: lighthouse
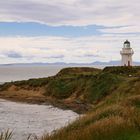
[120,40,134,66]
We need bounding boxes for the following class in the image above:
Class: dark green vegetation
[0,67,120,104]
[1,66,140,140]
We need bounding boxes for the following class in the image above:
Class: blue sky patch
[0,22,105,37]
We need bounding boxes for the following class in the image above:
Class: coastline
[0,98,78,140]
[0,67,100,114]
[0,87,91,114]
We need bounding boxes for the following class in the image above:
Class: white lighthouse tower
[120,40,134,66]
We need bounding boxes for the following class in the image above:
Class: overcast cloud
[0,34,139,64]
[0,0,140,27]
[0,0,140,63]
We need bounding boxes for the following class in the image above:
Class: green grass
[57,67,101,77]
[45,78,76,98]
[103,66,139,76]
[45,69,123,103]
[85,72,121,102]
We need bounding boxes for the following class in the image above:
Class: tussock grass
[42,101,140,140]
[42,81,140,140]
[0,130,13,140]
[0,132,40,140]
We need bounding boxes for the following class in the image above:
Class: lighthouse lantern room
[120,40,134,66]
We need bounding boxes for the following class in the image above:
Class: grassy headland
[0,67,101,113]
[0,66,140,139]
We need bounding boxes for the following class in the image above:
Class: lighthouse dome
[124,40,130,48]
[124,40,130,44]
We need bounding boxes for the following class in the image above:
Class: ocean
[0,65,64,83]
[0,99,78,140]
[0,64,104,83]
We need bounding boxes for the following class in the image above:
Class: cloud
[49,55,64,59]
[100,26,140,34]
[5,51,22,58]
[0,34,139,64]
[0,0,140,28]
[83,54,101,58]
[0,0,140,64]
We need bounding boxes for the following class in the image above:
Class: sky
[0,0,140,64]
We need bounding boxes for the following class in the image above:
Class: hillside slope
[0,66,140,139]
[42,67,140,140]
[0,67,102,113]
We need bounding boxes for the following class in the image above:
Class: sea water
[0,65,65,83]
[0,99,78,140]
[0,64,104,83]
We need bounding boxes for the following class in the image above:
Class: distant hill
[92,61,140,66]
[0,60,140,66]
[91,60,121,65]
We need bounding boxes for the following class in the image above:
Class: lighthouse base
[121,55,133,66]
